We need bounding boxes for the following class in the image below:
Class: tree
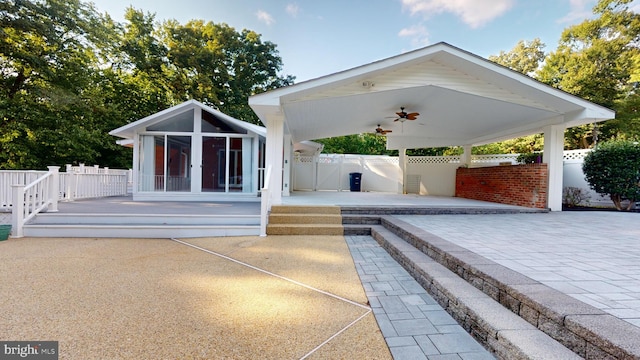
[0,1,293,169]
[582,139,640,210]
[537,0,640,148]
[0,0,122,168]
[488,38,546,76]
[160,20,294,124]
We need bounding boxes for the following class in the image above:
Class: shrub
[516,152,542,164]
[582,140,640,211]
[562,186,591,207]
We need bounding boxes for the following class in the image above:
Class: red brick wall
[455,164,548,209]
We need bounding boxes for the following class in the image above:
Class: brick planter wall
[455,164,548,209]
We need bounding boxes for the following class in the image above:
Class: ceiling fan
[392,107,419,122]
[374,124,392,135]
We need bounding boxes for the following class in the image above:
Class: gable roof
[249,42,614,149]
[109,99,266,140]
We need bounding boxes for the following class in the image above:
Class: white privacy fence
[293,150,598,201]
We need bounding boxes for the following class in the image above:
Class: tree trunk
[611,194,623,210]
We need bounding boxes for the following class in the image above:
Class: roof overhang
[249,42,614,150]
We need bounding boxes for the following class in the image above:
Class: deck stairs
[266,205,343,235]
[23,212,261,238]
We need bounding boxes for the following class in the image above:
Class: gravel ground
[0,235,391,359]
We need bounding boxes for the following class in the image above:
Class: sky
[88,0,635,83]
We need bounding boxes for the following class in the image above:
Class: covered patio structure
[249,42,614,212]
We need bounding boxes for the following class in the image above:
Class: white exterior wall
[406,156,461,196]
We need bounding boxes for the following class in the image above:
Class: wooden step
[267,205,343,235]
[268,213,342,225]
[266,224,344,236]
[269,205,341,214]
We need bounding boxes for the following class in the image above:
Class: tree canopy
[0,0,293,169]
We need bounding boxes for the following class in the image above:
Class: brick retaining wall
[455,164,548,209]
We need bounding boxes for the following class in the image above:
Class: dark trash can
[349,172,362,192]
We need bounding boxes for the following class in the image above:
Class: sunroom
[110,100,265,201]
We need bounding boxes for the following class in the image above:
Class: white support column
[543,125,565,211]
[399,148,407,194]
[460,145,472,167]
[11,184,24,238]
[132,135,140,195]
[47,166,60,212]
[282,134,292,196]
[265,112,285,205]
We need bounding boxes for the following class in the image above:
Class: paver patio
[396,211,640,328]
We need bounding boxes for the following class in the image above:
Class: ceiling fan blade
[396,112,406,117]
[406,114,419,120]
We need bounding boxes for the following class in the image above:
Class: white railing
[0,170,47,210]
[60,172,129,200]
[259,165,273,237]
[11,166,60,238]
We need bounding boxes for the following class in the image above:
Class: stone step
[378,216,640,359]
[266,224,343,236]
[268,213,342,225]
[270,205,341,214]
[371,225,580,360]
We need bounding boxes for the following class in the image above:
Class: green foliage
[488,38,546,75]
[582,139,640,210]
[473,134,543,155]
[316,134,396,155]
[516,152,543,164]
[0,0,292,169]
[537,0,640,148]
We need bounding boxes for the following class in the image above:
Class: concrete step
[371,225,580,360]
[23,224,260,238]
[266,224,343,236]
[268,213,342,225]
[270,205,341,214]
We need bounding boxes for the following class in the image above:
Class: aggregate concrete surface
[0,235,391,360]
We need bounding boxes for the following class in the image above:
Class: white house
[249,42,615,211]
[110,100,266,201]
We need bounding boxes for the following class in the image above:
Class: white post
[399,148,406,194]
[11,184,24,238]
[265,113,284,205]
[461,145,472,167]
[47,166,60,212]
[283,134,292,196]
[543,125,565,211]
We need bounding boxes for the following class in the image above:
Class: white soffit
[249,42,615,149]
